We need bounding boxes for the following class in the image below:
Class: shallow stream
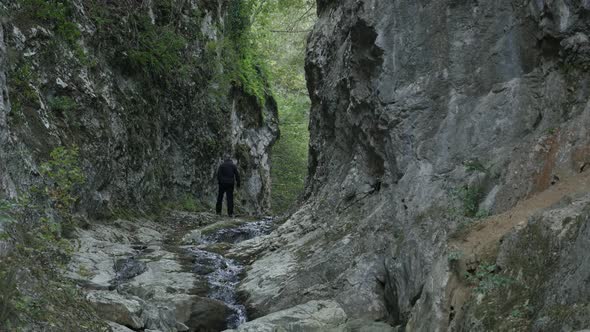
[188,217,274,329]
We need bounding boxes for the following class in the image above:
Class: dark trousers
[216,183,234,216]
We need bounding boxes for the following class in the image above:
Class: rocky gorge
[2,0,590,331]
[233,0,590,331]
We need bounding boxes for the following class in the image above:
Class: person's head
[223,153,232,162]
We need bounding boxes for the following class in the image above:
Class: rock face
[238,0,590,330]
[0,0,278,216]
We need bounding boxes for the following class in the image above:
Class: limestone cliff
[0,0,278,217]
[238,0,590,330]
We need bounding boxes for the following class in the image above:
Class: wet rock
[140,304,177,332]
[187,298,233,332]
[70,219,202,330]
[201,218,274,244]
[182,229,202,244]
[113,256,147,285]
[223,300,348,332]
[187,247,247,328]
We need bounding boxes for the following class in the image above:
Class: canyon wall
[239,0,590,330]
[0,0,278,218]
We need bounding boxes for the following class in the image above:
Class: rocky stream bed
[67,211,397,332]
[67,212,275,332]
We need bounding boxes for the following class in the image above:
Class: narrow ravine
[186,217,274,329]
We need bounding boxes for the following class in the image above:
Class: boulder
[182,229,202,244]
[87,291,144,329]
[187,298,233,332]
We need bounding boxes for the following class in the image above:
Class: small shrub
[40,146,85,212]
[8,62,38,108]
[448,250,463,263]
[48,96,77,112]
[465,263,513,294]
[453,185,484,218]
[40,146,85,236]
[510,308,524,318]
[464,159,487,173]
[178,195,206,212]
[475,209,490,219]
[18,0,81,45]
[127,25,187,78]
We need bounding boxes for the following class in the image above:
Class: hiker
[216,156,240,217]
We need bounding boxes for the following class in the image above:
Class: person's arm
[217,166,222,184]
[234,164,241,188]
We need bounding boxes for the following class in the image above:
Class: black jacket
[217,159,240,186]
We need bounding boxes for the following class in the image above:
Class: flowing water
[188,217,274,329]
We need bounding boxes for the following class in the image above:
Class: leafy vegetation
[465,263,514,295]
[463,158,487,173]
[453,185,484,218]
[244,0,315,213]
[17,0,81,44]
[126,24,187,79]
[7,61,38,116]
[85,1,189,82]
[448,250,463,263]
[40,146,85,235]
[48,96,77,113]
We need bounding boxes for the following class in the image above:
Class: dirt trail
[451,171,590,262]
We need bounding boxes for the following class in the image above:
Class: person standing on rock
[216,155,240,217]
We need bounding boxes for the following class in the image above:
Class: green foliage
[510,308,525,318]
[39,146,85,237]
[237,52,269,104]
[454,185,484,218]
[271,91,310,213]
[8,62,38,113]
[212,0,272,104]
[448,250,463,263]
[48,96,77,112]
[40,146,85,215]
[465,263,514,295]
[464,159,487,173]
[85,1,189,82]
[18,0,81,45]
[246,0,315,212]
[127,25,187,79]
